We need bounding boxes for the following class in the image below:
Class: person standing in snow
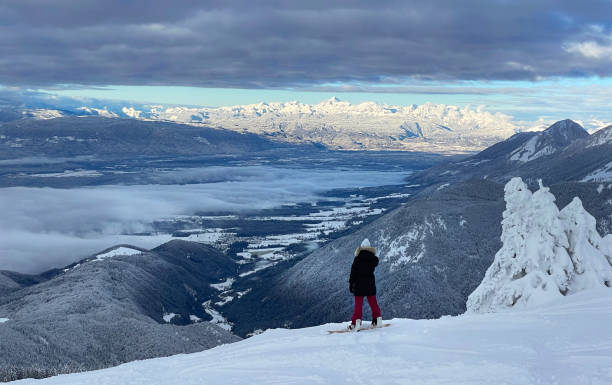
[348,238,382,331]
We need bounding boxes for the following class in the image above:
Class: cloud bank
[1,1,612,88]
[0,166,409,274]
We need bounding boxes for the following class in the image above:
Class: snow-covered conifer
[559,197,612,291]
[467,178,612,313]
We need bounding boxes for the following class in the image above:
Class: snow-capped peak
[509,119,588,163]
[130,98,520,153]
[323,96,341,104]
[543,119,586,139]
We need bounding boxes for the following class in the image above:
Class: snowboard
[328,323,391,334]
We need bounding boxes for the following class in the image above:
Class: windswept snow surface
[13,290,612,385]
[94,247,142,260]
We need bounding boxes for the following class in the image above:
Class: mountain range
[3,98,526,153]
[0,116,304,161]
[126,98,520,152]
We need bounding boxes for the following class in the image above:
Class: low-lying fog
[0,166,411,273]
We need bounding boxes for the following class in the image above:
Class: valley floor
[12,290,612,385]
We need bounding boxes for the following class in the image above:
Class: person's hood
[354,246,377,257]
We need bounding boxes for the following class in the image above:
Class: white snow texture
[12,290,612,385]
[467,177,612,313]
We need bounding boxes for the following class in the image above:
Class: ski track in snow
[13,290,612,385]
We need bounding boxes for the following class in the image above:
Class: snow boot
[374,316,383,328]
[348,319,361,332]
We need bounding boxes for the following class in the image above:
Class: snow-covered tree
[467,178,612,313]
[560,197,612,291]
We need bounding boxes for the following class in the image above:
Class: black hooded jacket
[349,249,379,296]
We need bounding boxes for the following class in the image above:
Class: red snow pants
[352,295,381,324]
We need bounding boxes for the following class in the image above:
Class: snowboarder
[348,238,382,331]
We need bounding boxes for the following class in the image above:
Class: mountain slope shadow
[0,240,240,382]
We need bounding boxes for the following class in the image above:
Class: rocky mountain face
[0,116,305,161]
[0,240,240,382]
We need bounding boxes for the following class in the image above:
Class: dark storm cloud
[1,0,612,87]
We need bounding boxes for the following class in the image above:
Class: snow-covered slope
[586,125,612,148]
[12,289,612,385]
[582,161,612,182]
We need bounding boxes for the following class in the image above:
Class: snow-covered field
[13,289,612,385]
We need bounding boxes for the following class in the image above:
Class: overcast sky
[1,2,612,272]
[1,1,611,119]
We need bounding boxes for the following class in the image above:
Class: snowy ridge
[22,109,65,120]
[467,178,612,313]
[93,246,143,261]
[13,289,612,385]
[586,125,612,147]
[509,119,588,163]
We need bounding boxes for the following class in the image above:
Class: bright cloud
[565,40,612,60]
